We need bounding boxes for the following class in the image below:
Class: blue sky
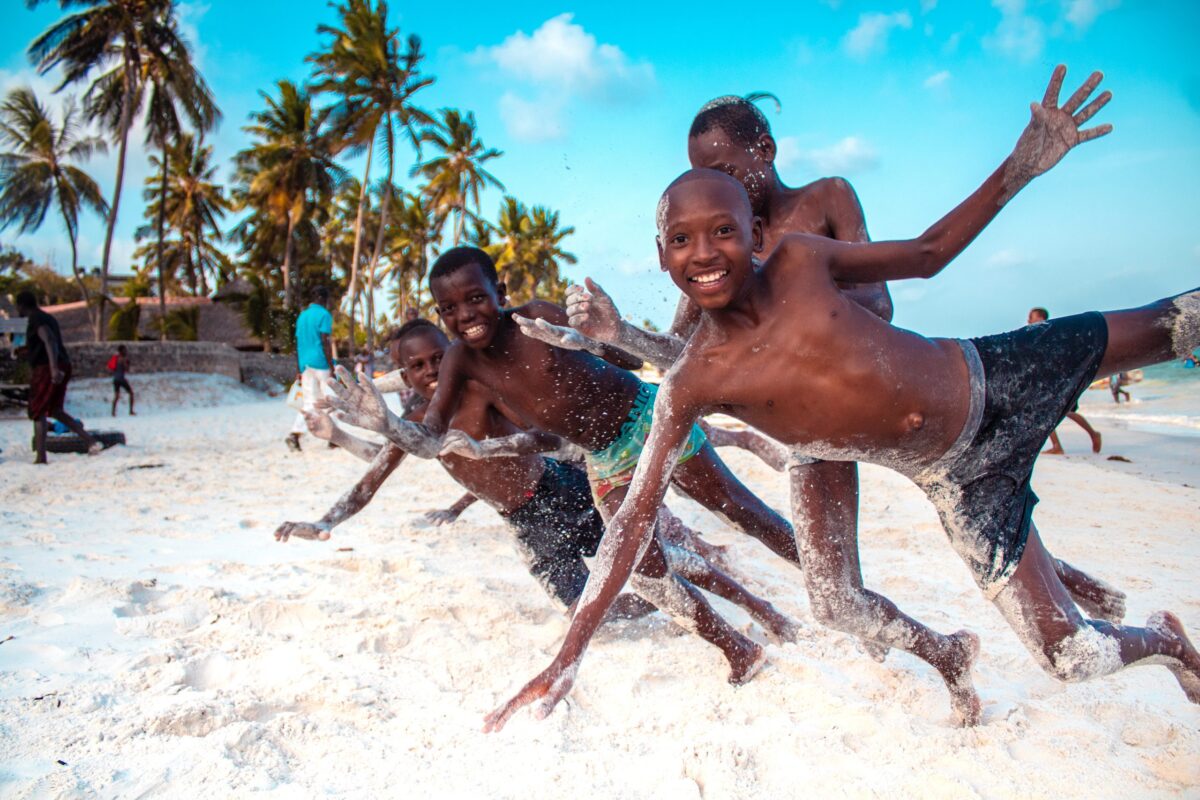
[2,0,1197,337]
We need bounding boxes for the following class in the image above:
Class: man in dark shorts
[15,290,99,464]
[111,344,135,416]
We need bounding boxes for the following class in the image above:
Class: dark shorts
[28,363,72,421]
[113,377,132,393]
[917,312,1108,596]
[501,458,607,606]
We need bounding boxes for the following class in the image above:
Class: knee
[807,583,873,632]
[1036,625,1121,683]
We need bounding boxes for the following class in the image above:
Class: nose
[691,234,717,264]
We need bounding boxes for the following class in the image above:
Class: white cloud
[497,92,566,144]
[775,136,879,176]
[481,14,653,101]
[923,70,951,89]
[176,2,210,70]
[842,11,912,59]
[1063,0,1120,31]
[984,0,1045,61]
[985,248,1032,268]
[921,0,939,12]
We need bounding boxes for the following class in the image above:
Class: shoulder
[770,232,834,267]
[809,176,859,203]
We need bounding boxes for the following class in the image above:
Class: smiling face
[430,262,508,349]
[687,128,776,215]
[392,328,449,400]
[657,170,762,310]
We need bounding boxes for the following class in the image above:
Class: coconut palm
[526,205,576,303]
[414,109,503,245]
[28,0,211,340]
[385,189,442,314]
[309,0,434,354]
[234,80,346,309]
[0,87,109,331]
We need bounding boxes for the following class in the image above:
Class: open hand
[274,521,331,542]
[1006,64,1112,192]
[424,508,461,526]
[303,410,336,441]
[514,314,598,354]
[483,661,579,733]
[323,365,390,434]
[566,278,622,342]
[439,429,487,459]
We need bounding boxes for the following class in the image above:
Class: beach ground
[1,375,1197,798]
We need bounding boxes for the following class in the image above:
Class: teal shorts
[585,382,707,503]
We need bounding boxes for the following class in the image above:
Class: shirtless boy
[284,320,795,638]
[485,66,1200,729]
[538,93,1123,631]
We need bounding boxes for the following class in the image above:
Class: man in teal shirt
[287,286,334,451]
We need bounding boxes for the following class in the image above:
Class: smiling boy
[484,67,1200,730]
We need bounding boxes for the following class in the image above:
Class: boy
[286,286,334,452]
[111,344,135,417]
[1027,308,1101,453]
[485,66,1200,730]
[15,290,99,463]
[283,320,795,639]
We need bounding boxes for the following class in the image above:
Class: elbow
[912,234,948,280]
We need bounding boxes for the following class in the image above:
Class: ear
[751,216,764,254]
[757,134,776,165]
[656,236,668,271]
[398,366,413,389]
[495,281,508,307]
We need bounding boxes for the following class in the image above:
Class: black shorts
[113,377,132,393]
[501,458,606,606]
[918,312,1108,596]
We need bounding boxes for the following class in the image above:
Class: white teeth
[464,325,486,337]
[690,270,728,285]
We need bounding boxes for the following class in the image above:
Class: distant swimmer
[1029,307,1102,454]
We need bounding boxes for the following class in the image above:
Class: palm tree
[385,189,441,314]
[309,0,434,354]
[234,80,346,309]
[414,109,503,245]
[526,205,576,303]
[27,0,207,340]
[0,87,109,331]
[488,195,533,298]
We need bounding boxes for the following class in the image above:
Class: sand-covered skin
[1,378,1197,797]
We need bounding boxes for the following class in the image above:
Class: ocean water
[1078,360,1200,438]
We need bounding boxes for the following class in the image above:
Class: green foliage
[108,301,141,340]
[153,306,199,341]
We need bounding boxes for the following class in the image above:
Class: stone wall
[67,341,243,380]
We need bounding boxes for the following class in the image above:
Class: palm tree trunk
[282,207,297,309]
[155,147,169,340]
[62,210,96,334]
[364,114,395,355]
[196,221,209,296]
[96,73,136,342]
[346,134,375,358]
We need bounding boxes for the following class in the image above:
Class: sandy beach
[1,374,1197,798]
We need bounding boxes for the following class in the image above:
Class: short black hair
[117,344,128,354]
[429,246,498,289]
[1030,307,1050,320]
[689,93,778,147]
[387,318,445,349]
[15,289,37,310]
[311,286,330,303]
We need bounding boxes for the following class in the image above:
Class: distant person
[1029,307,1102,454]
[1110,372,1132,403]
[109,344,135,417]
[286,286,334,452]
[15,290,99,464]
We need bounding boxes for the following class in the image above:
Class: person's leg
[1053,557,1126,622]
[993,524,1200,701]
[1098,288,1200,377]
[790,460,982,725]
[1065,411,1101,453]
[112,383,119,417]
[700,420,789,472]
[51,409,96,448]
[126,380,135,415]
[1045,429,1065,454]
[670,442,798,563]
[656,506,731,572]
[33,417,47,464]
[597,486,764,684]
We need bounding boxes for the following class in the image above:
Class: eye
[716,225,734,236]
[671,234,688,245]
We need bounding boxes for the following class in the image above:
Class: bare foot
[861,639,890,663]
[727,639,766,686]
[1089,430,1102,453]
[752,604,800,645]
[1043,446,1065,455]
[1147,612,1200,703]
[938,630,982,727]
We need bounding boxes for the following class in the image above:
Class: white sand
[0,376,1197,797]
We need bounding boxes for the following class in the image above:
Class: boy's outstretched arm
[515,300,644,371]
[439,427,566,460]
[274,442,408,542]
[817,65,1111,285]
[483,375,699,733]
[564,279,688,370]
[322,365,443,459]
[426,492,477,526]
[303,409,383,462]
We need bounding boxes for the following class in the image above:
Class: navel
[905,412,925,432]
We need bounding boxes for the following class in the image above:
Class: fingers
[274,524,290,542]
[1041,63,1067,108]
[1073,89,1111,125]
[584,277,611,303]
[534,678,572,720]
[1078,123,1113,142]
[1061,70,1104,115]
